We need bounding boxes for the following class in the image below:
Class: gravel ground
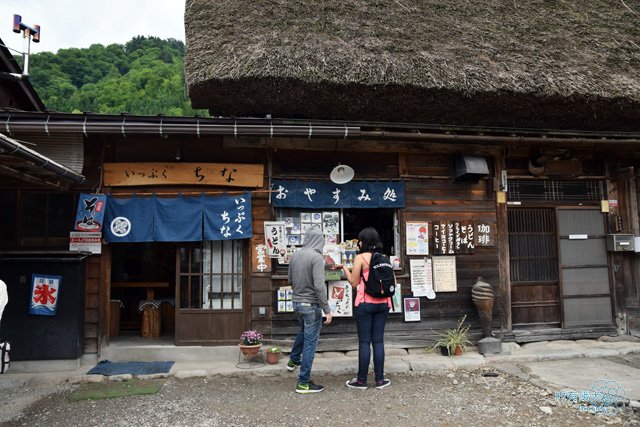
[3,368,639,426]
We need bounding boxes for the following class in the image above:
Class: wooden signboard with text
[475,222,496,246]
[252,236,271,273]
[103,162,264,187]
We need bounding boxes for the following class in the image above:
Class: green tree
[26,36,207,117]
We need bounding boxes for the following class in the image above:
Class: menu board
[434,221,477,254]
[409,258,433,297]
[454,220,475,254]
[432,256,457,292]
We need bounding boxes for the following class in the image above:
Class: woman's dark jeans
[355,302,389,382]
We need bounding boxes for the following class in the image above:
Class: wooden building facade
[1,112,639,358]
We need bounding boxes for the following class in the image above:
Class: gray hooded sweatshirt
[288,226,331,314]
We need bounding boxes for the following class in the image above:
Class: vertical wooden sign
[433,221,449,255]
[454,220,475,254]
[446,222,455,255]
[252,236,271,273]
[476,222,496,246]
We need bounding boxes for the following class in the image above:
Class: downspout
[0,132,85,183]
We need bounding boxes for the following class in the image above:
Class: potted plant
[433,315,472,356]
[239,330,263,356]
[265,346,281,364]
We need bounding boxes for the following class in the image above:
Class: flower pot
[266,351,281,364]
[439,346,449,356]
[454,345,463,356]
[239,343,261,356]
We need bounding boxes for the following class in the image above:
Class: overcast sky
[1,0,186,54]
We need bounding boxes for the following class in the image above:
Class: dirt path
[4,368,639,426]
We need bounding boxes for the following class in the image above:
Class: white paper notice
[410,258,433,297]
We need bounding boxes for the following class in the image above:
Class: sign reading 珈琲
[103,163,264,187]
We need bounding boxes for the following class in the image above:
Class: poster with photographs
[325,234,338,245]
[277,286,294,313]
[311,212,322,223]
[287,235,301,246]
[390,284,402,313]
[290,218,301,235]
[403,297,421,322]
[322,211,340,235]
[300,212,312,223]
[327,281,353,317]
[323,244,342,267]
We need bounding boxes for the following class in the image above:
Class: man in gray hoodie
[287,226,333,393]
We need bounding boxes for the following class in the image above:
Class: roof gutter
[1,113,639,145]
[1,115,360,139]
[0,132,85,183]
[361,130,640,145]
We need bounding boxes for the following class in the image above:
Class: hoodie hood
[304,226,325,254]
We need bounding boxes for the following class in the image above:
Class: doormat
[70,379,164,401]
[87,360,174,376]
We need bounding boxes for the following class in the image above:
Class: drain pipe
[0,132,85,183]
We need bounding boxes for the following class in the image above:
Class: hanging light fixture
[330,164,355,184]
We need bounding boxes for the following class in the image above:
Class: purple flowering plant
[240,330,263,345]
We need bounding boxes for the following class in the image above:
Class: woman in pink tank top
[341,227,394,390]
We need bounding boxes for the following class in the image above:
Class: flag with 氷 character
[29,274,61,316]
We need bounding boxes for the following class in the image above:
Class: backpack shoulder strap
[360,253,371,281]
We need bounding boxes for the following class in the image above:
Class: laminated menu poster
[406,222,429,255]
[409,258,433,297]
[432,256,457,292]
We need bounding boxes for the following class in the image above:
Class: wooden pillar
[495,149,512,332]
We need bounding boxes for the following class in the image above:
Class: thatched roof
[184,1,640,131]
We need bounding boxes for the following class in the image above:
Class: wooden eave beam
[0,163,70,191]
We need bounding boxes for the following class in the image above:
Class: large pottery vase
[471,277,494,338]
[239,343,261,356]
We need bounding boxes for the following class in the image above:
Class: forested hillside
[26,36,207,116]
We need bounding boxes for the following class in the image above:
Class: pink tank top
[354,256,392,308]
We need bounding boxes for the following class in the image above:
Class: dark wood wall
[84,255,101,354]
[259,147,501,349]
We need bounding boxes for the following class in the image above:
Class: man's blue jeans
[355,302,389,382]
[290,302,323,384]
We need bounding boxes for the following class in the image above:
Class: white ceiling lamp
[330,164,355,184]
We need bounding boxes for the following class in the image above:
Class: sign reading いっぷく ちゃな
[30,274,61,316]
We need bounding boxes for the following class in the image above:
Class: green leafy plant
[267,346,281,353]
[433,315,472,356]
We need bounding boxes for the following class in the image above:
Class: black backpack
[362,252,396,298]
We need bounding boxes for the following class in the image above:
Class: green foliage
[432,315,472,356]
[27,36,207,117]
